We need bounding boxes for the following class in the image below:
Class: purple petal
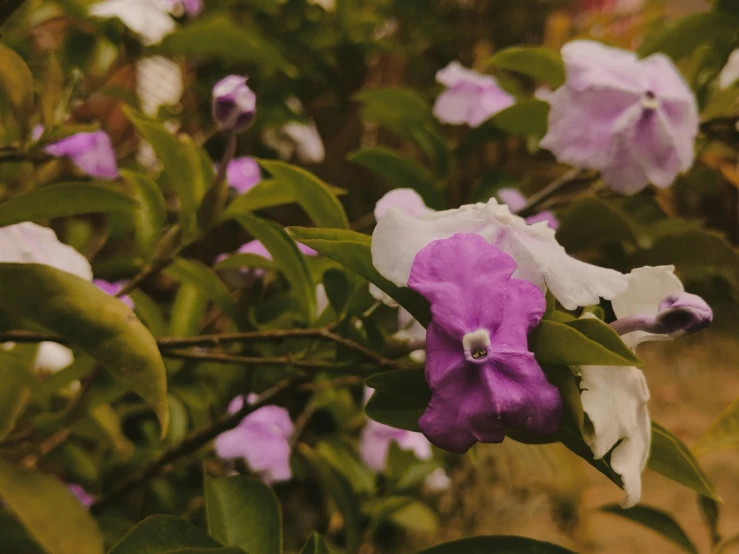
[497,188,527,212]
[67,484,94,508]
[227,157,262,194]
[525,210,559,230]
[93,279,134,308]
[212,75,256,134]
[45,131,118,180]
[656,292,712,337]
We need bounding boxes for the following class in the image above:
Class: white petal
[579,364,651,508]
[719,49,739,90]
[425,467,451,492]
[283,122,325,164]
[0,223,92,280]
[315,283,329,316]
[368,283,398,307]
[136,56,183,116]
[34,342,74,374]
[89,0,175,45]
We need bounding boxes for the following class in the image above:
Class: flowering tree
[0,0,738,553]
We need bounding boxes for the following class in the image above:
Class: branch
[162,348,336,371]
[515,168,587,217]
[90,376,298,513]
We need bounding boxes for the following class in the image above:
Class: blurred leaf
[299,532,331,554]
[557,197,641,251]
[165,258,237,321]
[414,535,575,553]
[694,395,739,455]
[0,43,33,125]
[600,504,698,554]
[130,290,168,336]
[649,422,719,500]
[639,12,738,61]
[488,46,565,87]
[365,369,429,432]
[0,511,45,553]
[157,15,294,76]
[555,415,623,489]
[123,170,166,260]
[0,458,104,554]
[235,214,315,321]
[715,0,739,17]
[529,319,642,366]
[168,282,208,338]
[322,268,349,316]
[165,393,189,442]
[698,494,722,547]
[0,183,137,228]
[490,100,549,137]
[286,227,431,326]
[632,229,739,269]
[41,53,64,127]
[348,147,442,209]
[109,514,237,554]
[124,107,199,241]
[316,437,376,495]
[205,475,282,554]
[225,179,297,214]
[0,351,32,440]
[257,160,348,229]
[90,404,135,459]
[389,500,439,533]
[216,252,276,271]
[0,264,169,435]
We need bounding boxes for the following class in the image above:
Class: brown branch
[515,168,588,217]
[20,429,70,468]
[90,376,298,513]
[162,348,336,371]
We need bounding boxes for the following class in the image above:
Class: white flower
[136,56,183,116]
[33,342,74,374]
[371,192,627,310]
[89,0,176,45]
[719,49,739,90]
[307,0,335,11]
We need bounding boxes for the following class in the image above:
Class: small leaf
[490,100,549,137]
[347,147,443,209]
[109,514,228,554]
[364,369,430,432]
[299,532,332,554]
[698,494,722,547]
[649,422,719,500]
[693,395,739,455]
[41,53,64,127]
[235,214,315,321]
[600,504,698,554]
[0,458,104,554]
[638,12,738,61]
[286,226,431,326]
[0,183,138,228]
[488,46,565,87]
[0,43,33,123]
[165,258,237,321]
[0,264,169,435]
[123,170,166,260]
[413,535,575,553]
[205,475,282,554]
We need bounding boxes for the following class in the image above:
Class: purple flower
[360,419,432,472]
[227,157,262,194]
[68,484,94,507]
[212,76,256,134]
[540,40,698,195]
[408,233,561,454]
[44,131,118,180]
[162,0,202,16]
[433,62,515,128]
[214,394,294,484]
[94,279,134,309]
[497,188,559,230]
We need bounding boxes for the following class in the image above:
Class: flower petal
[374,188,430,220]
[719,49,739,90]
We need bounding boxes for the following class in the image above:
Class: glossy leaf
[109,515,234,554]
[299,532,331,554]
[235,214,315,321]
[365,369,429,432]
[0,458,104,554]
[0,183,137,228]
[205,475,282,554]
[414,535,575,553]
[600,504,698,554]
[0,43,33,122]
[488,46,565,87]
[490,100,549,137]
[0,263,169,435]
[165,258,237,321]
[693,395,739,455]
[123,170,167,259]
[286,227,431,326]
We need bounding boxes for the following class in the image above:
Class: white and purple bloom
[45,131,118,180]
[371,191,627,310]
[94,279,134,309]
[540,40,699,195]
[214,394,294,484]
[578,265,713,508]
[227,157,262,194]
[433,62,515,128]
[408,233,562,453]
[497,188,559,230]
[212,76,257,134]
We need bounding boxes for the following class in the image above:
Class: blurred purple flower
[163,0,202,16]
[68,484,94,507]
[497,188,559,230]
[433,62,515,128]
[540,40,698,195]
[374,188,432,221]
[227,157,262,194]
[409,233,561,453]
[215,394,294,484]
[45,131,118,180]
[216,239,317,269]
[360,419,432,472]
[212,76,256,134]
[94,279,134,309]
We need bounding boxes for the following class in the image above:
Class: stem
[162,348,336,371]
[515,168,585,217]
[198,132,238,230]
[116,225,182,298]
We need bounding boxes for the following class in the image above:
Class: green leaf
[109,515,238,554]
[286,227,431,326]
[693,395,739,455]
[413,535,575,553]
[389,500,439,533]
[165,258,237,321]
[488,47,565,87]
[0,351,33,440]
[632,229,739,270]
[638,12,738,61]
[157,15,294,76]
[0,264,169,435]
[234,214,315,321]
[130,290,168,336]
[256,160,348,229]
[698,494,722,547]
[216,253,276,272]
[0,43,33,123]
[41,53,64,127]
[490,100,549,137]
[529,319,642,366]
[124,107,200,241]
[0,511,45,554]
[224,179,296,214]
[364,369,429,432]
[0,183,138,228]
[205,475,282,554]
[0,458,104,554]
[600,504,698,554]
[648,422,719,500]
[316,438,376,495]
[556,197,642,252]
[299,532,331,554]
[123,170,166,260]
[347,147,443,209]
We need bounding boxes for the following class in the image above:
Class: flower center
[641,90,659,110]
[462,329,491,362]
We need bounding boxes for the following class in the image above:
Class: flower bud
[656,292,712,337]
[212,75,256,134]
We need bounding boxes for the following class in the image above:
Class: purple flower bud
[227,156,262,194]
[212,75,256,134]
[44,131,119,180]
[656,292,712,337]
[94,279,134,309]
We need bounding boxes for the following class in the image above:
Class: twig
[198,132,238,230]
[289,401,317,448]
[90,376,298,513]
[20,429,70,468]
[0,331,68,344]
[515,168,586,217]
[115,257,172,298]
[162,348,336,371]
